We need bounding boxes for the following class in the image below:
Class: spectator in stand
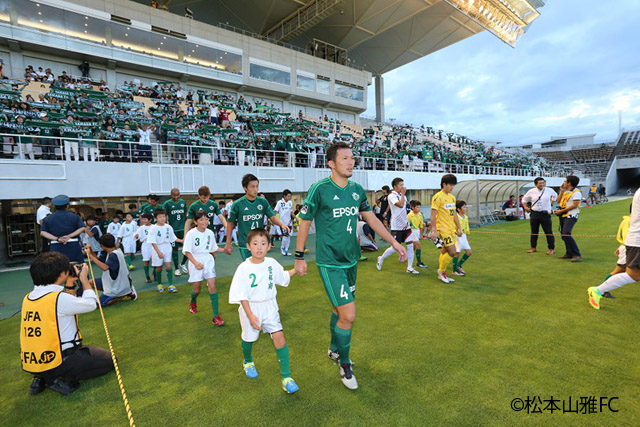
[136,123,154,163]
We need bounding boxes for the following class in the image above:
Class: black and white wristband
[294,250,305,260]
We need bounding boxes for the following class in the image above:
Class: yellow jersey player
[407,200,428,268]
[452,200,472,276]
[430,174,462,283]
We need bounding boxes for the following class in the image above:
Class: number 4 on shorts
[340,284,349,300]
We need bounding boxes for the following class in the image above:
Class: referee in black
[522,177,558,255]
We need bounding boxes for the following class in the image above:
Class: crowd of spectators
[0,66,570,176]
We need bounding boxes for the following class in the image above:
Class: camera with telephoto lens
[69,262,84,297]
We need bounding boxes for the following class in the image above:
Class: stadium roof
[136,0,544,75]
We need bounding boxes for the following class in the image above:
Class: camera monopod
[86,253,136,427]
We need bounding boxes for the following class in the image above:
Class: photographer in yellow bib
[20,252,114,395]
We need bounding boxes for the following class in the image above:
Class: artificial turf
[1,199,638,426]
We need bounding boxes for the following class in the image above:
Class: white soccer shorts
[406,229,420,243]
[188,253,216,282]
[141,242,152,262]
[121,237,136,254]
[238,299,282,343]
[617,244,626,266]
[151,242,172,266]
[456,233,471,251]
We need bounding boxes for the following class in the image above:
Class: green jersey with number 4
[228,196,275,246]
[163,198,187,231]
[187,200,222,232]
[299,177,371,268]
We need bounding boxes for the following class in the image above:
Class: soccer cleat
[129,285,138,301]
[168,285,178,293]
[432,237,444,249]
[526,248,537,253]
[243,361,258,379]
[444,272,455,283]
[602,291,615,299]
[546,249,555,255]
[174,269,182,277]
[457,267,466,275]
[145,277,153,283]
[281,250,287,256]
[339,363,358,390]
[304,249,310,253]
[376,256,383,271]
[558,254,571,259]
[270,244,276,249]
[156,285,164,292]
[437,269,450,283]
[181,264,188,273]
[189,302,197,314]
[587,287,601,310]
[571,256,582,263]
[359,256,368,261]
[416,263,428,268]
[212,314,225,326]
[282,377,299,394]
[128,264,135,271]
[452,270,464,276]
[328,348,340,362]
[406,267,419,275]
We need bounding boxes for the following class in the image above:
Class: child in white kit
[107,215,121,236]
[147,209,182,293]
[183,211,226,326]
[117,212,138,271]
[134,213,153,283]
[228,228,298,394]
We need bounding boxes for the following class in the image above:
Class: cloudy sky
[365,0,640,146]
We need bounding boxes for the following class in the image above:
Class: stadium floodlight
[445,0,540,47]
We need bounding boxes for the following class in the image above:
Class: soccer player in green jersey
[186,185,228,238]
[139,194,160,222]
[225,174,290,261]
[295,142,407,390]
[163,188,189,277]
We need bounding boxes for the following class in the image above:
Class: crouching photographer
[20,252,115,395]
[85,234,137,307]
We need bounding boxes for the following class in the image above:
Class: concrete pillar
[375,74,384,123]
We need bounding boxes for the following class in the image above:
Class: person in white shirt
[224,199,238,245]
[228,228,299,394]
[20,252,113,395]
[116,213,138,270]
[37,197,52,253]
[134,213,154,283]
[554,176,583,262]
[274,190,293,256]
[183,211,226,326]
[376,177,418,274]
[106,215,121,237]
[588,189,640,309]
[522,177,558,255]
[147,209,182,293]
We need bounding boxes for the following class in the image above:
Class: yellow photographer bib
[20,291,78,373]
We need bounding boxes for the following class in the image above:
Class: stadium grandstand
[0,0,567,261]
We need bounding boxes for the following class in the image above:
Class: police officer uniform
[40,195,85,263]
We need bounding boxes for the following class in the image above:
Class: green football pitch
[1,199,638,426]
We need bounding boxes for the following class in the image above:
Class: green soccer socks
[335,326,352,365]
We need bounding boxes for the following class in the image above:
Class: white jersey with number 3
[275,199,293,226]
[183,228,218,255]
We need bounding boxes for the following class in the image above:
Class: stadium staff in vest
[40,194,85,263]
[20,252,114,396]
[554,175,583,262]
[522,177,557,255]
[85,234,137,307]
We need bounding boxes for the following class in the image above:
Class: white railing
[0,133,566,177]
